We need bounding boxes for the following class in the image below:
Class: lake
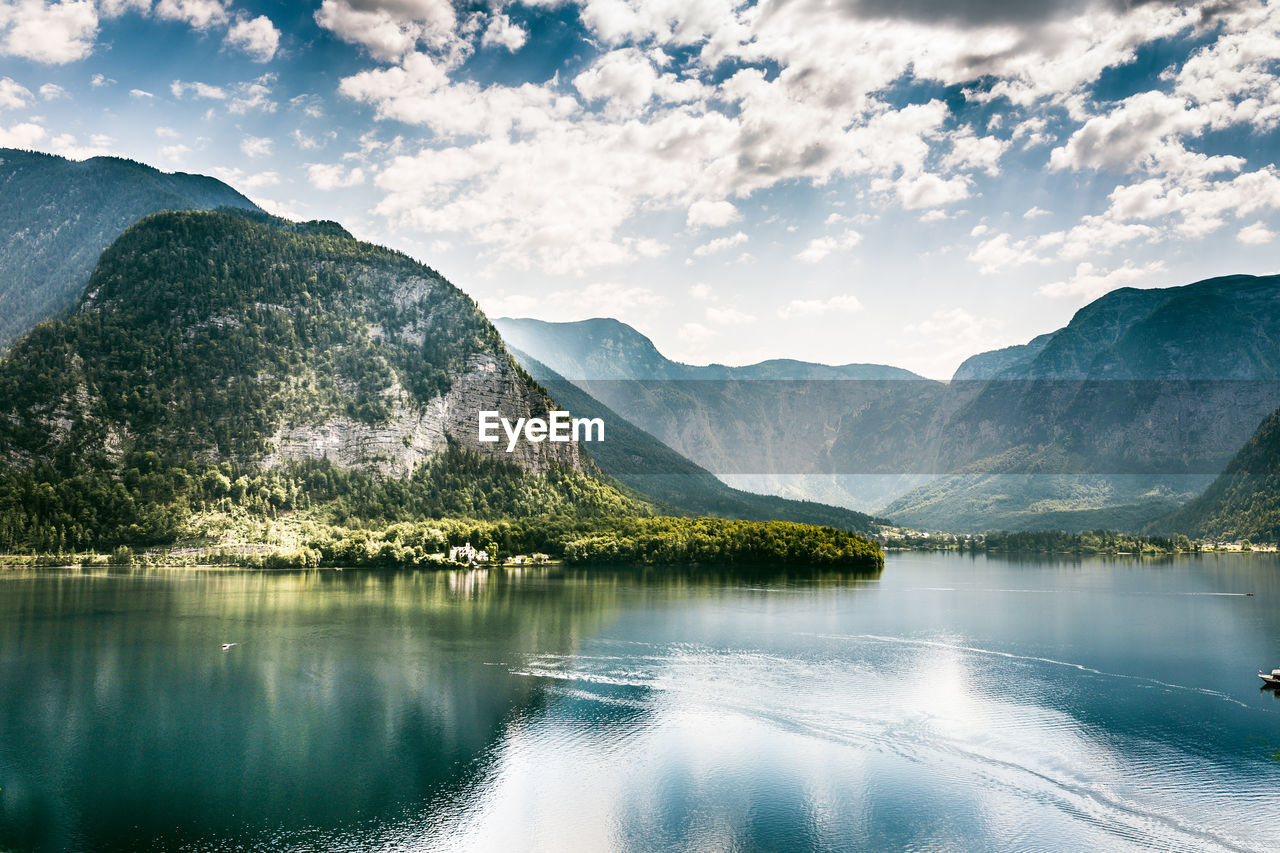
[2,552,1279,852]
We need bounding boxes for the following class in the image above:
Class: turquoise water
[2,553,1279,851]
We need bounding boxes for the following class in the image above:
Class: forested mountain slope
[0,149,260,348]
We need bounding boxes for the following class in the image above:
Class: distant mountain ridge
[884,274,1280,529]
[508,346,882,533]
[0,148,260,348]
[498,274,1280,531]
[494,317,924,380]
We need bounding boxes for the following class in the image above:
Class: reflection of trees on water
[0,566,880,851]
[0,569,596,850]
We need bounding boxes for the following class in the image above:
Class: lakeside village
[0,541,555,570]
[879,527,1279,554]
[447,541,552,566]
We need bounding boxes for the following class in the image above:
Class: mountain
[883,274,1280,530]
[0,149,260,348]
[0,208,649,550]
[493,317,924,380]
[508,346,882,533]
[498,275,1280,532]
[493,316,940,511]
[1156,405,1280,542]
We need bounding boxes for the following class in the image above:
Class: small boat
[221,643,237,651]
[1259,668,1280,688]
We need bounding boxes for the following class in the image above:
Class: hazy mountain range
[0,148,1275,541]
[496,275,1280,533]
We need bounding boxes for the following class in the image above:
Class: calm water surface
[2,552,1279,852]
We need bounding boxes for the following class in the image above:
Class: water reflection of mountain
[0,566,877,851]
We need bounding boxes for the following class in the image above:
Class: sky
[1,0,1279,378]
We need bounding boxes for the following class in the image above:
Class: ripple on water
[482,636,1280,853]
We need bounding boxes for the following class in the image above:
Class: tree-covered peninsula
[0,208,880,571]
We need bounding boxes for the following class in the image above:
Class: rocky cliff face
[0,209,578,480]
[264,352,577,477]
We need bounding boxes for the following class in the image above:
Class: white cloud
[307,162,365,189]
[482,13,526,52]
[796,229,862,263]
[129,88,153,99]
[1049,90,1202,173]
[0,76,30,109]
[778,294,862,319]
[901,307,1007,379]
[171,80,227,100]
[49,131,112,159]
[705,305,756,325]
[485,281,667,320]
[228,76,276,114]
[159,143,191,161]
[341,51,567,137]
[225,14,280,62]
[90,73,112,87]
[212,167,280,189]
[692,231,747,257]
[941,125,1009,176]
[689,282,715,301]
[891,172,970,209]
[253,196,308,221]
[240,134,273,158]
[154,0,228,30]
[1024,206,1052,219]
[573,47,709,118]
[968,232,1044,275]
[1037,259,1167,301]
[291,129,322,150]
[314,0,458,63]
[0,0,98,63]
[38,82,65,100]
[290,93,325,119]
[328,0,1280,282]
[678,321,714,344]
[686,199,739,229]
[0,120,45,148]
[1237,221,1275,245]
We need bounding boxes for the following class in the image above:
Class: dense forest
[0,447,882,571]
[308,516,883,571]
[0,209,515,468]
[0,446,650,553]
[0,207,881,570]
[981,530,1195,555]
[1158,406,1280,543]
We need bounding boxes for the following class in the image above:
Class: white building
[448,542,489,564]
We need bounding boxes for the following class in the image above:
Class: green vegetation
[308,516,882,571]
[0,208,509,468]
[0,205,881,572]
[981,530,1194,555]
[1157,407,1280,543]
[0,447,881,570]
[0,446,648,554]
[0,148,258,348]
